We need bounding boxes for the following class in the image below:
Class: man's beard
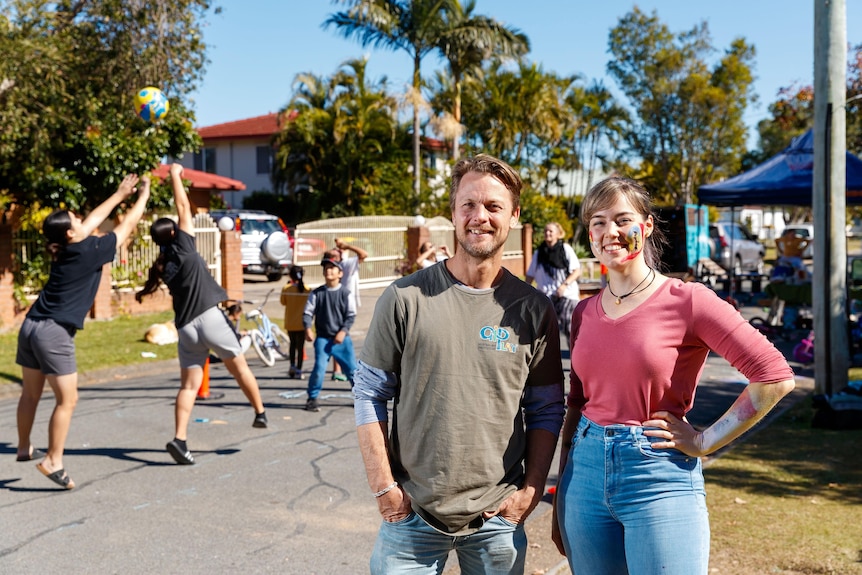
[456,229,506,259]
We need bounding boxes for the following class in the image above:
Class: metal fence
[294,215,530,288]
[294,215,415,288]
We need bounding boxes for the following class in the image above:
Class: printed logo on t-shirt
[479,325,517,353]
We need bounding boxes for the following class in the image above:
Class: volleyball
[134,87,169,122]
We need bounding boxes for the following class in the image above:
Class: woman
[552,177,795,574]
[16,174,151,489]
[525,222,581,346]
[136,163,267,466]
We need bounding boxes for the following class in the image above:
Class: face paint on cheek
[623,224,645,261]
[589,232,599,249]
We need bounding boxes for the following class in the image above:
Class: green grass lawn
[706,400,862,575]
[0,311,176,384]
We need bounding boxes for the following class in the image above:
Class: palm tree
[325,0,450,209]
[434,0,528,160]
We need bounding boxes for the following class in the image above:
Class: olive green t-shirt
[360,263,563,534]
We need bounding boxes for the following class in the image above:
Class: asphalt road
[0,277,813,574]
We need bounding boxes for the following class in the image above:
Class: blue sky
[191,1,860,148]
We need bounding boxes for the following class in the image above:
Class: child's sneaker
[332,373,348,382]
[252,411,268,428]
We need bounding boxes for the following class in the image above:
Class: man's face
[451,171,519,260]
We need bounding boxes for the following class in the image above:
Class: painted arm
[169,163,194,234]
[643,378,796,456]
[112,176,151,244]
[80,174,140,237]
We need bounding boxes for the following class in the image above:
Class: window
[193,148,216,173]
[256,146,271,174]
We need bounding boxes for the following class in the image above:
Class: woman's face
[543,225,562,246]
[67,211,85,243]
[588,195,653,268]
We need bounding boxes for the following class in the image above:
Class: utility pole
[813,0,848,396]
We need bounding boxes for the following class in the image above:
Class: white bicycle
[244,289,290,367]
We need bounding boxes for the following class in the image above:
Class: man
[328,238,368,381]
[353,154,565,574]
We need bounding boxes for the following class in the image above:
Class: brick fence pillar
[522,224,534,275]
[221,228,243,301]
[0,224,14,328]
[406,225,430,272]
[90,264,113,320]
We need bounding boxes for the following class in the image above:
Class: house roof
[152,165,246,191]
[196,111,297,141]
[195,112,450,151]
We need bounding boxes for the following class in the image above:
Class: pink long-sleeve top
[568,278,794,426]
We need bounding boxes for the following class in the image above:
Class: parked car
[782,223,814,259]
[709,221,765,275]
[211,210,293,281]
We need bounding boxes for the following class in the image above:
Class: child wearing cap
[301,257,357,411]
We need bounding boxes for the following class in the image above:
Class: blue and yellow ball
[134,87,169,122]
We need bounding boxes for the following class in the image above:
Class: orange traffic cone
[197,357,211,399]
[303,347,308,361]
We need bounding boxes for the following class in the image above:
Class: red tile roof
[197,111,298,140]
[152,165,246,191]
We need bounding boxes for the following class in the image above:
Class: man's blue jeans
[557,416,710,575]
[370,512,526,575]
[306,336,356,399]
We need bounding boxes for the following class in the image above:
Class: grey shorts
[16,317,78,376]
[177,306,242,369]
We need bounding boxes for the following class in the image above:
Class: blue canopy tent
[698,129,862,206]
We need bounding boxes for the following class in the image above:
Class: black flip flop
[36,463,75,490]
[16,448,46,462]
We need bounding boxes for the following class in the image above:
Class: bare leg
[175,367,203,441]
[17,367,46,459]
[41,372,79,475]
[222,354,264,413]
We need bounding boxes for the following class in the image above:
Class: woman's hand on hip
[642,411,707,457]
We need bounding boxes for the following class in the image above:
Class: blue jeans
[557,416,709,575]
[307,336,356,399]
[370,512,526,575]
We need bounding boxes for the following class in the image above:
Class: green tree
[325,0,450,208]
[607,8,755,205]
[272,58,409,219]
[433,0,528,160]
[0,0,210,213]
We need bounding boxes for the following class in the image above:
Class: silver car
[212,210,293,281]
[709,221,765,275]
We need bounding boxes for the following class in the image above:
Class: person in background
[16,174,151,489]
[281,265,310,379]
[525,222,581,347]
[302,257,357,412]
[552,176,795,574]
[415,240,452,269]
[354,154,565,574]
[329,238,367,381]
[136,163,268,466]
